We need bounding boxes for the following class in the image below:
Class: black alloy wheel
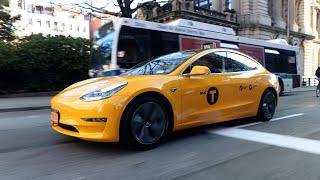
[131,102,167,145]
[258,90,276,121]
[121,96,169,149]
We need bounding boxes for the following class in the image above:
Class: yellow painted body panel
[51,49,280,142]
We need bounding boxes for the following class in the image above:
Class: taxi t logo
[206,87,219,105]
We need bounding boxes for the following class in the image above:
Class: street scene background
[1,0,320,179]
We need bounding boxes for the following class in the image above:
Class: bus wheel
[279,79,284,95]
[257,90,276,121]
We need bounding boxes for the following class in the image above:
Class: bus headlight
[80,82,127,102]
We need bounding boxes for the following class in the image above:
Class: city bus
[90,17,301,93]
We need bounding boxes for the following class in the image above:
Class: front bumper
[51,95,128,142]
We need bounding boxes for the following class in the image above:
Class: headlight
[80,82,127,102]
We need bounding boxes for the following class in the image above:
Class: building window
[83,26,87,32]
[62,23,65,30]
[226,0,232,10]
[18,0,23,9]
[77,25,80,32]
[282,0,287,21]
[54,22,58,30]
[195,0,212,9]
[296,0,303,31]
[317,11,320,38]
[27,4,33,13]
[69,24,72,31]
[37,19,41,27]
[35,6,44,14]
[28,18,33,25]
[44,7,54,15]
[46,21,50,28]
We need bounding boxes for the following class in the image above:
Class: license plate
[51,110,59,125]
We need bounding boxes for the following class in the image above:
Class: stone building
[137,0,320,81]
[229,0,317,81]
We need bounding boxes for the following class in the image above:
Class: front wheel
[257,90,277,121]
[120,96,169,149]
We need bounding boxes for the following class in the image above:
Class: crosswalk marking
[209,128,320,155]
[206,113,320,155]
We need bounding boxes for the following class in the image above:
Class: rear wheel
[316,84,320,97]
[257,90,277,121]
[120,96,169,149]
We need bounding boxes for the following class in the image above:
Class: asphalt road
[1,91,320,180]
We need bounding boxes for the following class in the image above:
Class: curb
[0,106,50,113]
[0,91,58,98]
[291,88,315,93]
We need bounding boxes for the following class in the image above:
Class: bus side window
[265,49,297,74]
[118,26,150,69]
[117,26,180,69]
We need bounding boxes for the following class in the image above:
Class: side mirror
[185,66,211,76]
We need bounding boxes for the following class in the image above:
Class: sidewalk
[291,86,315,92]
[0,96,51,113]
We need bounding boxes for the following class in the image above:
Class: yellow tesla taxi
[51,48,279,148]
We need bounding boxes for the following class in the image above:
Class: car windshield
[122,51,196,75]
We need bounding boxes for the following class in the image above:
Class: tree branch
[81,5,120,16]
[50,1,120,17]
[131,0,168,13]
[81,2,121,16]
[117,0,125,12]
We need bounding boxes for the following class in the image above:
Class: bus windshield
[122,51,196,75]
[90,21,114,69]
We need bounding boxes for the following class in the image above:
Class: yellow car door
[179,51,235,128]
[224,52,262,117]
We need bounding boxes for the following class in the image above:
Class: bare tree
[56,0,165,18]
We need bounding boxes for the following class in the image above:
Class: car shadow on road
[66,117,260,152]
[165,117,260,145]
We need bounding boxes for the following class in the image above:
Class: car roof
[196,48,259,61]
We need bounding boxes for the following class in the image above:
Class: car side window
[183,52,226,74]
[225,52,259,72]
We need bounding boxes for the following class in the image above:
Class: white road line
[271,113,304,122]
[210,128,320,155]
[233,113,304,128]
[233,122,263,128]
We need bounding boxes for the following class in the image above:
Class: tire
[120,95,170,150]
[257,90,277,121]
[316,86,320,97]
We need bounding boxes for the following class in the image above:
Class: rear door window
[225,52,259,72]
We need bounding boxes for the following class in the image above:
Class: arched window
[317,11,320,33]
[296,0,303,31]
[282,0,288,23]
[226,0,232,10]
[268,0,273,16]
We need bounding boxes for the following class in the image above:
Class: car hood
[59,76,129,98]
